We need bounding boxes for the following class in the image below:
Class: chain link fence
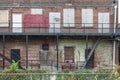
[0,73,118,80]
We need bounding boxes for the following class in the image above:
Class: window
[31,8,43,14]
[82,9,93,27]
[42,44,49,50]
[98,12,110,33]
[0,10,9,27]
[63,8,75,27]
[64,47,74,63]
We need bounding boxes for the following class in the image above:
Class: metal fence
[0,73,117,80]
[0,23,118,34]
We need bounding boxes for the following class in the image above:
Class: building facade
[0,0,118,70]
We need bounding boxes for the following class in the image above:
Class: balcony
[0,22,117,36]
[0,0,115,7]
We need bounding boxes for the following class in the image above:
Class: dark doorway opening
[85,48,94,68]
[118,45,120,65]
[11,49,20,68]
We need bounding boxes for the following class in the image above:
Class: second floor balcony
[0,22,118,36]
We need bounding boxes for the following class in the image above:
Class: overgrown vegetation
[0,62,120,80]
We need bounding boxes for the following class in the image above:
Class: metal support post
[26,35,28,68]
[56,34,59,70]
[2,35,5,69]
[85,35,89,62]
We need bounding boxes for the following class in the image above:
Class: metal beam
[83,37,101,68]
[2,35,5,69]
[85,35,89,62]
[26,35,28,68]
[56,34,59,70]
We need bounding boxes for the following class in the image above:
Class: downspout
[113,4,117,69]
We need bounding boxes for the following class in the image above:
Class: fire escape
[0,0,118,70]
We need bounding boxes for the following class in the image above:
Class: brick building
[0,0,118,70]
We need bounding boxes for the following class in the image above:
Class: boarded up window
[31,9,43,14]
[42,44,49,50]
[82,9,93,27]
[24,14,49,27]
[0,10,9,27]
[98,12,110,33]
[49,12,61,33]
[64,47,74,63]
[63,8,75,27]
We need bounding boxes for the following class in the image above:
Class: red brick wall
[0,36,56,68]
[0,6,114,29]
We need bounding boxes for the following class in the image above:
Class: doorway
[11,49,20,67]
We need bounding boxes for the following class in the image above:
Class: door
[49,12,60,33]
[98,13,110,33]
[11,49,20,67]
[12,13,22,32]
[64,47,74,63]
[85,48,94,68]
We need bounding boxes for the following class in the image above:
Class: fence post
[30,74,32,80]
[50,72,56,80]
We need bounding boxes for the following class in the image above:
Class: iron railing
[0,59,114,71]
[0,23,118,34]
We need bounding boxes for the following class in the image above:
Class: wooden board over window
[82,9,93,27]
[64,47,74,63]
[98,12,110,33]
[0,10,9,27]
[31,8,43,14]
[63,8,75,27]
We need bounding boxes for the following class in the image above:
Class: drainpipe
[114,5,117,33]
[113,4,117,69]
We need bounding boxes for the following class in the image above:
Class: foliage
[115,65,120,73]
[9,60,19,73]
[28,69,47,73]
[1,67,120,80]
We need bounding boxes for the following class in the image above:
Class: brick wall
[0,6,114,29]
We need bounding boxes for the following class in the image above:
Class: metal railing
[0,59,114,71]
[0,23,118,34]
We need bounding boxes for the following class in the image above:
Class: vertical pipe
[56,34,59,70]
[114,5,117,33]
[26,35,28,68]
[113,40,116,69]
[113,4,117,69]
[2,35,5,69]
